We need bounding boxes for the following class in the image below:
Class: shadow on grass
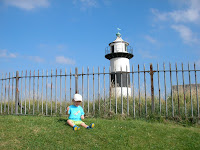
[58,118,68,125]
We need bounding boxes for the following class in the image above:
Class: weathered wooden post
[150,64,155,113]
[15,71,19,115]
[138,64,141,116]
[75,67,78,94]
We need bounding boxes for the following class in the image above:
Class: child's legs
[67,120,75,127]
[67,120,88,128]
[80,122,89,128]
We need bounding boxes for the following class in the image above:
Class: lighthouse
[105,31,134,97]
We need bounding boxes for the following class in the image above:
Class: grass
[1,115,200,150]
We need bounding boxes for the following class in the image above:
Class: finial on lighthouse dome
[116,28,121,37]
[116,32,121,37]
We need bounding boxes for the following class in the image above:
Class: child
[66,93,95,131]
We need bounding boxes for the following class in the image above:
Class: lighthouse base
[111,87,131,97]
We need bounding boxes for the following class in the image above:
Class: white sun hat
[73,94,82,101]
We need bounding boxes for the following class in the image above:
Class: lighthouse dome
[105,32,133,60]
[109,32,129,46]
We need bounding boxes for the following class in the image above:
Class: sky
[0,0,200,74]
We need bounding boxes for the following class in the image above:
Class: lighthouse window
[111,46,114,53]
[125,45,127,51]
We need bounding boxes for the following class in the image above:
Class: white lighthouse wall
[110,58,130,72]
[111,87,131,97]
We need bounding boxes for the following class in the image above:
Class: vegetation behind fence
[0,62,200,119]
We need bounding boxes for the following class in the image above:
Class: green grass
[1,116,200,150]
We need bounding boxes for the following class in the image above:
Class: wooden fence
[0,63,199,119]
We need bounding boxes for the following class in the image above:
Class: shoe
[89,123,95,129]
[73,125,80,131]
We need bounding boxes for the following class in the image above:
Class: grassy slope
[0,116,200,150]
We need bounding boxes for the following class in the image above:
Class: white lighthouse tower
[105,31,134,97]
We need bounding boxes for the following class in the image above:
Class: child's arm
[80,107,85,120]
[66,106,70,115]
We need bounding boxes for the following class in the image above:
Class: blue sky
[0,0,200,74]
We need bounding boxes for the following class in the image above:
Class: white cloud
[171,24,199,44]
[169,9,200,23]
[144,35,157,44]
[151,0,200,46]
[0,49,17,58]
[0,49,45,64]
[73,0,97,10]
[152,0,200,24]
[151,9,168,21]
[3,0,50,10]
[28,56,44,63]
[56,56,76,65]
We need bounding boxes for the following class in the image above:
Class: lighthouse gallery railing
[105,45,133,55]
[0,62,200,119]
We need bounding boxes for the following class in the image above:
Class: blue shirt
[67,105,85,121]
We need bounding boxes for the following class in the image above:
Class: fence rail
[0,62,199,119]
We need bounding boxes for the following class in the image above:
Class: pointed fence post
[150,64,155,113]
[75,67,78,94]
[15,71,19,115]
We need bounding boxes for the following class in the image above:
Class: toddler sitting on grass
[66,94,95,131]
